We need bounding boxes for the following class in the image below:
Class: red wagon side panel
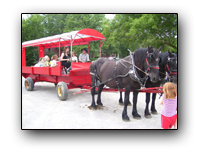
[68,62,92,86]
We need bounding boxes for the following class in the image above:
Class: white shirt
[51,60,57,67]
[72,56,78,62]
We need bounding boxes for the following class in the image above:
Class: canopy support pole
[99,40,105,58]
[70,35,73,60]
[59,38,61,66]
[22,47,26,66]
[88,42,90,55]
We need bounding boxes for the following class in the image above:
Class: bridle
[145,52,160,73]
[165,56,177,76]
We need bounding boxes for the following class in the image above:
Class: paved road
[22,77,163,129]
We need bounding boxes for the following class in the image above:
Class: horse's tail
[90,58,106,88]
[90,60,98,87]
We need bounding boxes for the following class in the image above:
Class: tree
[43,14,67,36]
[22,14,46,66]
[22,14,45,42]
[101,14,177,57]
[101,14,142,57]
[127,14,177,52]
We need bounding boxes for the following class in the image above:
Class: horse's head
[166,50,177,83]
[145,45,161,83]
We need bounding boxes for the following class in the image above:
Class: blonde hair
[39,57,44,63]
[163,82,177,99]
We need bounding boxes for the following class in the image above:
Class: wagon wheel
[56,82,68,101]
[24,77,34,91]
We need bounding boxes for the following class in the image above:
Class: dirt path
[22,77,163,129]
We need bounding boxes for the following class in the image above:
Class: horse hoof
[119,102,124,106]
[122,117,130,122]
[97,102,103,106]
[132,113,141,119]
[151,111,158,115]
[122,115,130,122]
[133,116,141,120]
[97,105,103,109]
[128,102,132,106]
[97,104,103,107]
[88,105,97,110]
[123,119,130,122]
[145,115,152,119]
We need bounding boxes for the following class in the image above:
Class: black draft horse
[143,51,177,118]
[118,50,177,119]
[90,46,162,121]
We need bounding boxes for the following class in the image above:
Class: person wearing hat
[60,46,71,73]
[79,48,90,62]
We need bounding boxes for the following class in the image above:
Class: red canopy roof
[22,28,105,49]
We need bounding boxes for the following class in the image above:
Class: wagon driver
[60,46,71,73]
[79,48,90,63]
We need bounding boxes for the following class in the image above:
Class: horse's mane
[134,48,147,68]
[123,48,147,63]
[159,52,169,68]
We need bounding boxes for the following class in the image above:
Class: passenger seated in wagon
[71,52,78,62]
[51,55,58,67]
[44,55,50,67]
[60,46,71,74]
[34,57,45,67]
[79,48,90,62]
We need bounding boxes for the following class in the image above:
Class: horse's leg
[122,87,131,121]
[97,84,104,106]
[119,91,131,106]
[119,92,123,105]
[144,93,152,118]
[90,77,97,109]
[151,93,158,114]
[132,91,141,119]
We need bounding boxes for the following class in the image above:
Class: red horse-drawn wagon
[22,28,105,100]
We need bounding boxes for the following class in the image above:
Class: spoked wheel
[24,77,34,91]
[56,82,68,101]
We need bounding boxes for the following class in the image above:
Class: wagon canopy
[22,28,105,49]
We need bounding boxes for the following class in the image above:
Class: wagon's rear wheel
[56,82,68,101]
[24,77,34,91]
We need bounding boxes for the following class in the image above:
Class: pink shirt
[161,95,177,117]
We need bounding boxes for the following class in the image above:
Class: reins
[120,59,150,76]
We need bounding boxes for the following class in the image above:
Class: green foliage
[25,47,39,66]
[127,14,177,52]
[22,14,45,42]
[102,14,142,57]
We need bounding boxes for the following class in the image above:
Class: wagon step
[73,89,90,95]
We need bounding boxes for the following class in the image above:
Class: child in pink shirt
[160,82,177,129]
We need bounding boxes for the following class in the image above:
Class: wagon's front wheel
[24,77,34,91]
[56,82,68,101]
